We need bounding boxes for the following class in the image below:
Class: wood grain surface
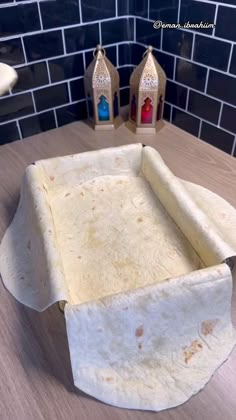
[0,117,236,420]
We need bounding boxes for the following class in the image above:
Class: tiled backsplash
[135,0,236,156]
[0,0,133,143]
[0,0,236,157]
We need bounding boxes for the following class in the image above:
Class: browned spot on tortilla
[77,256,82,259]
[80,191,84,196]
[20,276,24,280]
[92,207,95,211]
[115,157,122,166]
[27,240,31,250]
[49,175,55,181]
[135,325,144,337]
[64,192,71,197]
[183,339,203,364]
[138,343,142,350]
[100,189,104,192]
[201,319,218,336]
[97,327,103,332]
[87,225,102,247]
[120,204,123,208]
[123,306,128,310]
[117,180,123,184]
[105,377,114,382]
[48,229,52,233]
[137,217,143,223]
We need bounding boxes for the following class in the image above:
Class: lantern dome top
[84,44,119,89]
[130,45,166,91]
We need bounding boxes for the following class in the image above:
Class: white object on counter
[0,63,18,96]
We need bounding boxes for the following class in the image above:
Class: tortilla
[0,144,235,411]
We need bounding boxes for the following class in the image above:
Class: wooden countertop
[0,119,236,420]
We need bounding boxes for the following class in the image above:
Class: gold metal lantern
[127,46,166,134]
[84,44,120,130]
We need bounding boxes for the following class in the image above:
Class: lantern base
[85,116,123,131]
[94,124,114,131]
[126,119,165,135]
[135,126,157,134]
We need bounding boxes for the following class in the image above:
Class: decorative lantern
[84,44,120,130]
[127,46,166,134]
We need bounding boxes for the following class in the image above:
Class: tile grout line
[169,105,173,123]
[173,56,177,81]
[160,28,163,51]
[116,45,119,67]
[16,119,23,140]
[204,67,210,94]
[227,43,234,73]
[118,64,135,69]
[20,36,28,63]
[78,0,83,24]
[31,91,37,113]
[46,60,51,84]
[198,119,203,138]
[217,102,224,126]
[147,0,150,20]
[177,0,181,23]
[53,109,58,128]
[115,0,118,17]
[212,3,218,37]
[82,51,86,71]
[67,81,72,103]
[134,17,136,43]
[185,88,190,112]
[61,29,67,55]
[99,21,102,45]
[190,32,195,61]
[37,1,43,31]
[231,135,236,156]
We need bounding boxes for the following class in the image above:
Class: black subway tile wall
[40,0,81,29]
[215,6,236,42]
[134,0,236,156]
[0,0,135,144]
[101,18,134,45]
[136,18,160,48]
[19,111,56,138]
[0,0,235,157]
[0,3,40,37]
[24,31,64,61]
[81,0,115,22]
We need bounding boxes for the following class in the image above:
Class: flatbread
[0,144,236,411]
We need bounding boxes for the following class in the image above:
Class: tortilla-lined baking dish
[0,143,236,411]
